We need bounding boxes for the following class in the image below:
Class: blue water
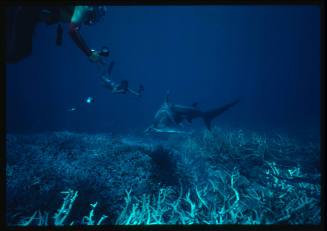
[6,5,320,135]
[6,5,321,226]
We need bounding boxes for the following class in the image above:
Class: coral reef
[6,127,320,225]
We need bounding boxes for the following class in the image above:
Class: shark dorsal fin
[165,90,171,103]
[192,102,198,108]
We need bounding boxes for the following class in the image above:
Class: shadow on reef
[148,145,179,187]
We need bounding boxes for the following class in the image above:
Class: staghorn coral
[6,126,320,225]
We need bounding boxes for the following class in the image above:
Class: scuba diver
[6,6,109,64]
[101,75,144,97]
[100,61,144,97]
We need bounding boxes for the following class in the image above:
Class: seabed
[6,127,321,225]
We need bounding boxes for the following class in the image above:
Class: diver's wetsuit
[68,23,92,57]
[6,6,92,63]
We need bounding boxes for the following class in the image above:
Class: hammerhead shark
[145,91,240,133]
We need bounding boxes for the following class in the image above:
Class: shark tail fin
[202,99,240,130]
